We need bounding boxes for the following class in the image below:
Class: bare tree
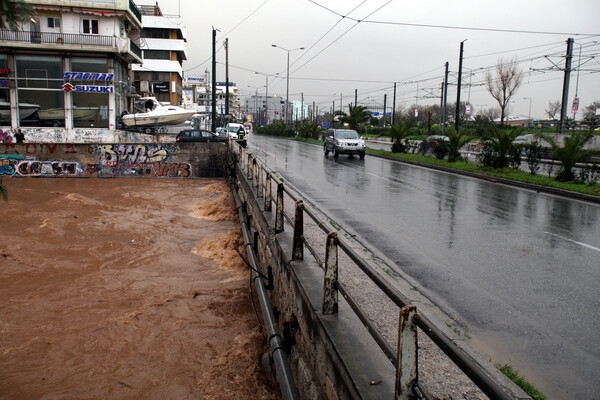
[478,107,500,121]
[545,100,561,120]
[485,58,523,127]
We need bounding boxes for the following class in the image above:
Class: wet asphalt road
[247,134,600,400]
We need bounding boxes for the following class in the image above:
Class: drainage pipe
[231,182,300,400]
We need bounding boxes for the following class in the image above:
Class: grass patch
[496,363,546,400]
[365,148,600,197]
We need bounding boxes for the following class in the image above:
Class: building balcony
[0,29,143,63]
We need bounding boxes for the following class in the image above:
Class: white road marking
[545,232,600,252]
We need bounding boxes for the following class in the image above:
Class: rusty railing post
[252,159,258,189]
[247,153,253,181]
[265,172,272,211]
[322,232,338,315]
[292,200,304,260]
[395,305,418,400]
[256,163,263,198]
[275,182,284,233]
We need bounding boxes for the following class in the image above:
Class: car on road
[216,127,227,137]
[323,128,366,159]
[176,129,228,143]
[225,123,246,140]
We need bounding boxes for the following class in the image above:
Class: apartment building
[0,0,143,134]
[132,3,186,106]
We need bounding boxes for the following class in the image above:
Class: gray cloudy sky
[139,0,600,119]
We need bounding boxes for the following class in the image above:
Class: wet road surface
[0,178,280,400]
[248,135,600,400]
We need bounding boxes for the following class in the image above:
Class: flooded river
[0,178,281,400]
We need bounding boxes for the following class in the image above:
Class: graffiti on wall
[0,158,83,177]
[1,143,192,178]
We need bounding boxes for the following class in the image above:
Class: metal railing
[129,0,143,22]
[0,29,114,47]
[235,146,523,400]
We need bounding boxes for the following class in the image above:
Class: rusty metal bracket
[395,305,418,400]
[265,172,272,211]
[322,232,338,315]
[275,183,284,233]
[292,201,304,260]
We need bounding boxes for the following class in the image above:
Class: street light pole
[255,72,271,125]
[524,97,532,130]
[272,44,304,125]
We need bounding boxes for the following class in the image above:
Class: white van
[225,123,245,140]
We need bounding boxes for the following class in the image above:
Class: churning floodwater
[0,177,281,400]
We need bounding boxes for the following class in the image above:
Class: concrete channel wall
[0,142,230,178]
[233,158,397,400]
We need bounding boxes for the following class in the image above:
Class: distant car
[176,129,228,142]
[323,128,366,159]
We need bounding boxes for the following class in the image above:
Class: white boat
[121,97,196,127]
[37,107,99,121]
[0,101,41,120]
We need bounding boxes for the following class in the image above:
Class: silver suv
[323,129,366,159]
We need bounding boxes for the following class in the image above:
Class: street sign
[572,97,580,114]
[466,104,471,116]
[322,122,330,128]
[414,109,419,117]
[370,112,380,117]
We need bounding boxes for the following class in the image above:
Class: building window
[15,55,63,127]
[143,50,170,60]
[47,17,60,29]
[82,19,99,34]
[71,58,109,128]
[141,28,169,39]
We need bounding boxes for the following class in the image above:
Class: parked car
[323,128,366,159]
[176,129,228,142]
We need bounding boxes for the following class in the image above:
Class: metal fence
[0,29,115,48]
[235,145,526,400]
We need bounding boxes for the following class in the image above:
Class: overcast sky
[138,0,600,119]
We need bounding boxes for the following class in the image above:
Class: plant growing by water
[479,124,525,168]
[445,127,473,162]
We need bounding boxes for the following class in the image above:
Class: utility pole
[211,28,217,132]
[225,38,229,117]
[455,40,466,131]
[559,38,574,134]
[442,62,449,135]
[312,101,315,122]
[354,89,357,108]
[392,82,397,125]
[383,94,387,127]
[301,92,304,122]
[340,93,342,114]
[440,81,445,126]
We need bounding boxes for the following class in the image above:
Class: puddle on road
[0,177,281,400]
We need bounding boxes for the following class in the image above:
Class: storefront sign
[63,72,114,81]
[152,82,169,93]
[63,82,113,93]
[0,80,8,88]
[0,69,10,75]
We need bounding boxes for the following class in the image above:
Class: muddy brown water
[0,177,281,400]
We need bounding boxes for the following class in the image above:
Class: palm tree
[335,104,371,133]
[445,127,473,162]
[537,132,600,181]
[0,0,34,30]
[389,122,415,153]
[480,124,525,168]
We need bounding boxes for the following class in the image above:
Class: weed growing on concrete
[496,363,546,400]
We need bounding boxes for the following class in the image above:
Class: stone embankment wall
[0,142,230,178]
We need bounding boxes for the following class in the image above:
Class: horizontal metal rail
[236,146,515,400]
[0,29,115,47]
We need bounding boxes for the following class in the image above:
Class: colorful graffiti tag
[1,144,192,178]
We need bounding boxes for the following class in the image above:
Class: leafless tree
[545,100,561,120]
[478,107,500,121]
[485,58,523,126]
